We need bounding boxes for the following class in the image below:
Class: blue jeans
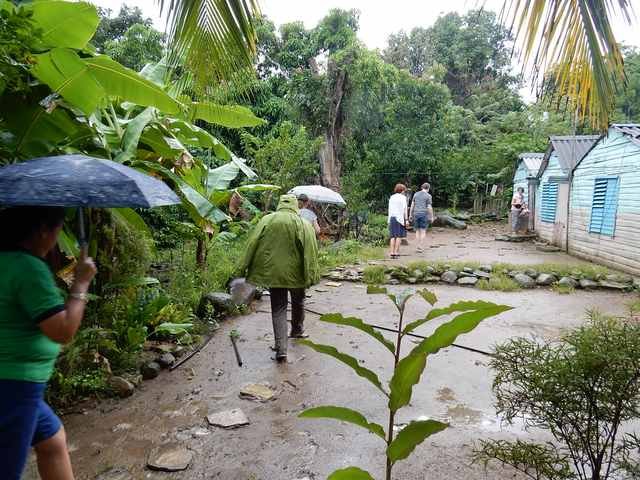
[0,379,62,480]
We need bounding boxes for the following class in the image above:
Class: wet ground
[29,226,638,480]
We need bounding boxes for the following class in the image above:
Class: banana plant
[299,286,512,480]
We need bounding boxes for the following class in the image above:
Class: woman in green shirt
[0,207,96,480]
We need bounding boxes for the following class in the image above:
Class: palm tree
[504,0,634,130]
[158,0,260,89]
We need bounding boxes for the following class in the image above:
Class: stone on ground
[141,361,161,380]
[579,279,600,290]
[536,273,557,286]
[457,277,478,286]
[240,383,276,401]
[95,467,133,480]
[598,280,629,291]
[441,271,458,284]
[108,376,135,398]
[229,277,258,307]
[463,267,474,274]
[473,270,491,279]
[157,353,176,368]
[458,271,475,278]
[536,244,562,252]
[207,409,250,429]
[198,292,234,317]
[524,269,538,278]
[558,277,578,288]
[605,274,633,284]
[479,264,493,273]
[514,273,535,289]
[147,444,193,472]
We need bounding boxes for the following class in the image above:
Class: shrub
[476,273,520,292]
[319,240,385,273]
[474,313,640,479]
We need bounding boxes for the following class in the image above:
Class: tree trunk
[196,238,207,269]
[318,61,347,191]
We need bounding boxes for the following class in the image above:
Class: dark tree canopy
[92,5,153,52]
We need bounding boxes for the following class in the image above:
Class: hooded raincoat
[240,195,319,289]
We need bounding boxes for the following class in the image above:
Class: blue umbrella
[0,154,181,246]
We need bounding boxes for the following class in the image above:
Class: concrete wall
[569,129,640,274]
[535,153,566,244]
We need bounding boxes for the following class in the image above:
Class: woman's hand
[72,249,97,290]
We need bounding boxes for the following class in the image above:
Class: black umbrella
[0,154,181,246]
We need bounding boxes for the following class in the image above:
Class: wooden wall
[569,129,640,274]
[535,153,566,244]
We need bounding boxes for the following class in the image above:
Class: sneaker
[289,331,309,339]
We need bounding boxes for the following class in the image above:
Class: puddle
[436,387,456,402]
[444,404,530,434]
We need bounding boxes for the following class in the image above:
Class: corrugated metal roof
[516,153,543,177]
[611,124,640,147]
[549,135,600,172]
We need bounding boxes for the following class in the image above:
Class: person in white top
[387,183,408,259]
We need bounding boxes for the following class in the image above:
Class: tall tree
[104,23,165,72]
[92,5,152,52]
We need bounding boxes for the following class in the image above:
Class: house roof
[517,152,544,176]
[611,124,640,147]
[538,135,600,178]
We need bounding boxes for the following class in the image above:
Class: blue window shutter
[589,177,619,236]
[540,182,558,223]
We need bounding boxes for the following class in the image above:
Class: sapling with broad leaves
[298,285,512,480]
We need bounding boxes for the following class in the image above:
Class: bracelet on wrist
[69,292,89,302]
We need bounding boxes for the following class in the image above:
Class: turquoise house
[568,124,640,274]
[513,152,543,206]
[534,135,600,249]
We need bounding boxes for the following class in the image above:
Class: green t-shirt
[0,251,65,383]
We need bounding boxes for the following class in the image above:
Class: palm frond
[504,0,634,130]
[158,0,260,91]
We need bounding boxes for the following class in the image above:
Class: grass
[363,265,386,284]
[552,283,575,295]
[319,240,385,274]
[476,273,521,292]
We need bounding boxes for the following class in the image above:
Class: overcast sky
[90,0,639,51]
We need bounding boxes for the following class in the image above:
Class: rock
[473,270,491,279]
[441,271,458,284]
[579,279,599,290]
[463,267,474,274]
[240,383,276,401]
[122,373,142,387]
[558,277,579,288]
[458,271,475,278]
[524,269,538,278]
[157,353,176,368]
[536,273,557,286]
[457,277,478,286]
[207,408,250,429]
[605,274,633,284]
[479,264,493,273]
[634,278,640,290]
[514,273,535,289]
[407,277,417,284]
[95,467,133,480]
[495,233,537,242]
[141,361,161,380]
[426,266,437,275]
[229,278,258,307]
[401,238,409,246]
[108,376,135,398]
[453,211,471,221]
[412,270,424,279]
[389,279,401,285]
[198,292,234,317]
[598,280,629,291]
[433,214,467,230]
[147,444,193,472]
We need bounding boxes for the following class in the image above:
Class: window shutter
[589,177,619,236]
[540,182,558,223]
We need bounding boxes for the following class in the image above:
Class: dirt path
[29,226,637,480]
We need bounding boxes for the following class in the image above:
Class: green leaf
[299,406,385,439]
[235,184,280,193]
[366,285,388,294]
[167,119,231,160]
[388,352,427,412]
[57,228,79,258]
[231,155,257,179]
[136,161,229,225]
[115,107,155,163]
[387,420,448,462]
[299,340,388,396]
[31,48,105,115]
[417,289,437,306]
[109,207,152,239]
[105,276,161,290]
[319,313,395,354]
[84,56,181,114]
[403,300,507,335]
[411,303,513,356]
[139,59,170,86]
[327,467,374,480]
[207,161,241,191]
[391,289,414,312]
[155,322,194,335]
[30,1,99,49]
[191,102,265,128]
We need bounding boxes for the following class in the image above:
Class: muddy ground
[26,226,638,480]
